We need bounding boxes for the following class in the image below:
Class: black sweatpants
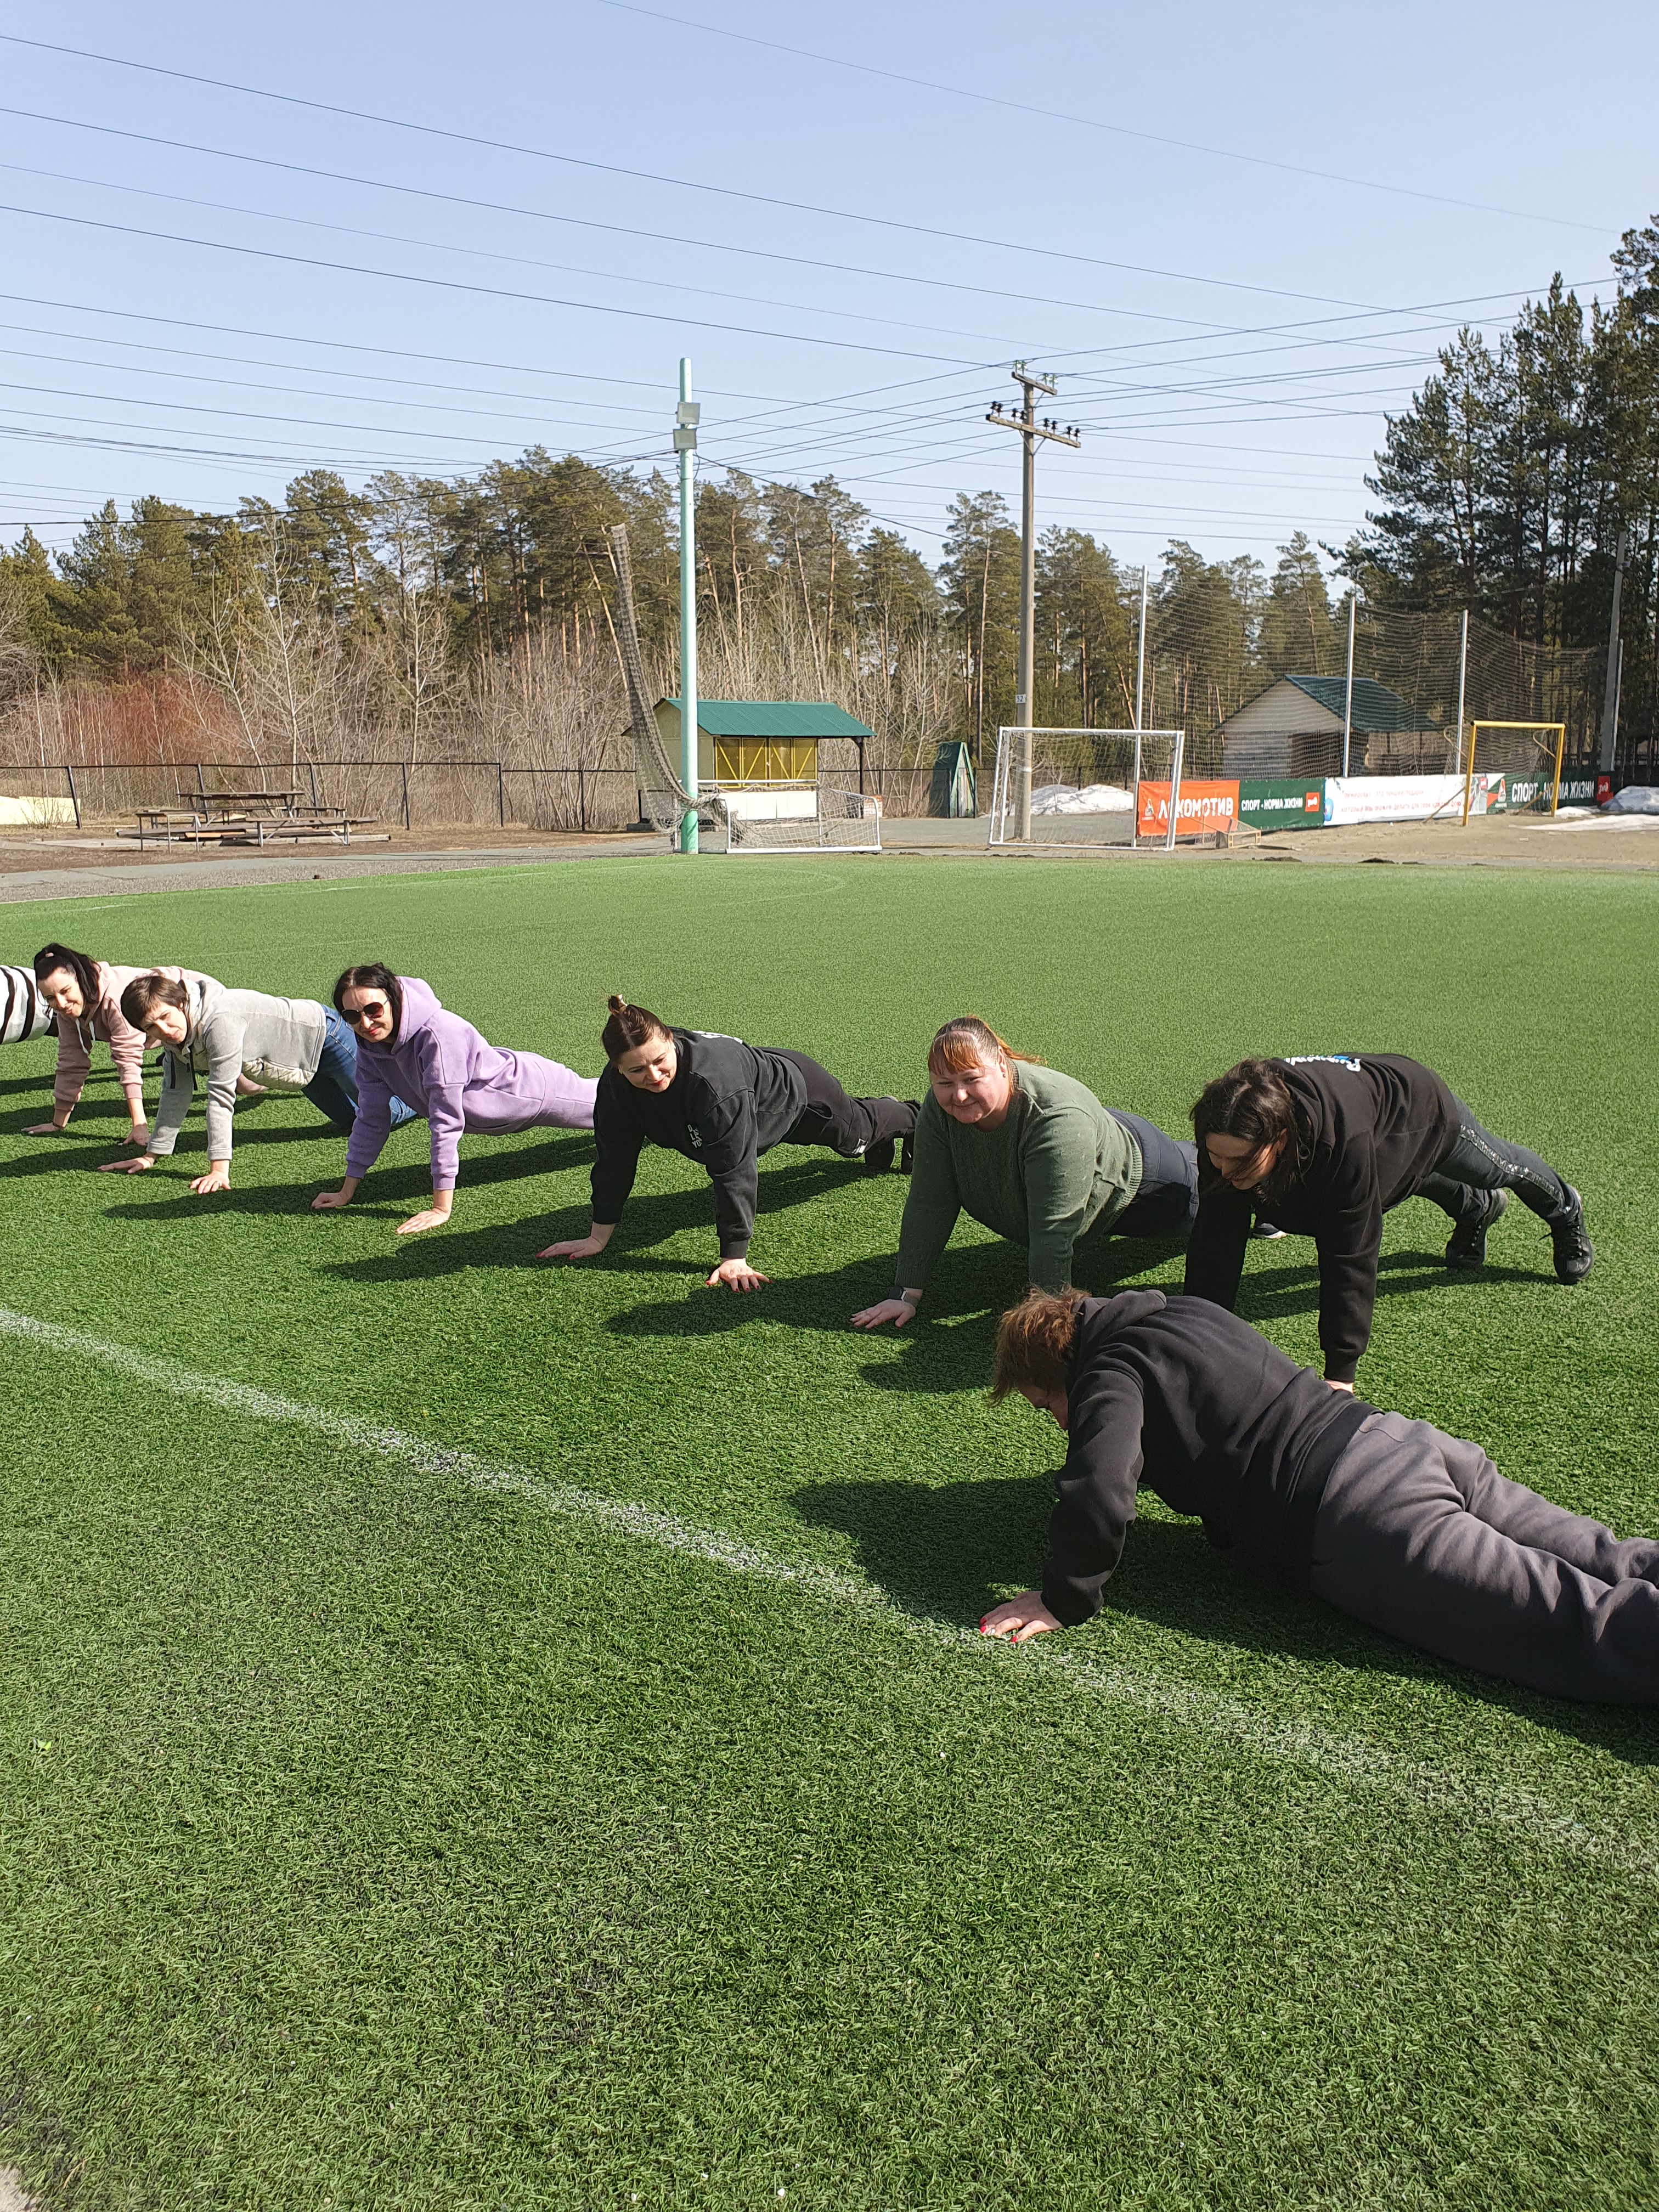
[1416,1097,1572,1225]
[1108,1109,1200,1237]
[772,1051,916,1158]
[1309,1410,1659,1702]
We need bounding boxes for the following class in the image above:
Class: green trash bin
[929,740,977,819]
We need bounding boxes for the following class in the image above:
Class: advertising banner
[1237,778,1325,832]
[1135,780,1239,838]
[1321,775,1469,826]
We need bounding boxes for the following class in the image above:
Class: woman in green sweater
[850,1016,1197,1331]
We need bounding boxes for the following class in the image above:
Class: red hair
[990,1290,1085,1402]
[926,1015,1042,1082]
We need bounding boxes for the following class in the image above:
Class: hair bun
[606,993,627,1014]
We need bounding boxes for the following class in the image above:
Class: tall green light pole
[674,359,700,854]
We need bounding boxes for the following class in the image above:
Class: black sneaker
[864,1136,895,1175]
[900,1103,920,1174]
[1444,1188,1508,1269]
[1549,1185,1593,1284]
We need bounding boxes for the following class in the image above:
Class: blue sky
[1,0,1653,573]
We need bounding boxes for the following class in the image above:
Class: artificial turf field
[0,854,1655,2212]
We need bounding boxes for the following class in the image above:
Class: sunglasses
[341,1000,391,1029]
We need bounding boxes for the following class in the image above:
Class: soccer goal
[721,784,882,854]
[1459,721,1566,823]
[986,727,1188,850]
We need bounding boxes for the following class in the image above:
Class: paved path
[0,837,664,904]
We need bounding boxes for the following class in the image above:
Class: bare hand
[98,1154,156,1175]
[538,1233,610,1261]
[979,1591,1063,1645]
[395,1206,452,1237]
[25,1121,69,1136]
[125,1124,150,1148]
[851,1296,917,1331]
[1327,1379,1356,1394]
[311,1189,353,1211]
[706,1257,771,1294]
[189,1166,232,1195]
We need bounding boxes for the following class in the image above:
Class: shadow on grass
[603,1216,1189,1364]
[794,1467,1659,1760]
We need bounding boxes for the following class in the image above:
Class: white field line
[1,1304,1652,1882]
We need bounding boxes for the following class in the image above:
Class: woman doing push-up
[980,1288,1658,1702]
[313,966,597,1235]
[1184,1054,1592,1390]
[851,1017,1197,1331]
[540,997,917,1291]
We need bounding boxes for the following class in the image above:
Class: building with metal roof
[1220,674,1448,778]
[653,698,872,790]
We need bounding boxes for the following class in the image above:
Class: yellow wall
[708,736,818,783]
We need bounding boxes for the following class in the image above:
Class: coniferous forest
[3,218,1657,791]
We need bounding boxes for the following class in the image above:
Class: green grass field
[1,854,1656,2211]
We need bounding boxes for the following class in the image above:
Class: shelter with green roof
[1220,674,1448,778]
[654,698,872,791]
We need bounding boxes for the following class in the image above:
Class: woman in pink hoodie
[25,942,220,1149]
[312,964,597,1236]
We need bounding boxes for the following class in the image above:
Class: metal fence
[0,759,645,833]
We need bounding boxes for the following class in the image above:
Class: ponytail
[601,994,671,1060]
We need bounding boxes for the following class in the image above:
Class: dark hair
[120,971,188,1029]
[33,942,99,1008]
[601,994,671,1061]
[926,1015,1043,1081]
[332,963,403,1040]
[1190,1057,1309,1199]
[990,1289,1086,1403]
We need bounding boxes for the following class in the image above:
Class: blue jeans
[302,1008,415,1135]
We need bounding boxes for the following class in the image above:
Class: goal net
[1460,721,1566,822]
[723,785,882,854]
[985,727,1190,850]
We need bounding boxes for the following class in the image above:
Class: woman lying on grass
[980,1287,1658,1702]
[1184,1054,1593,1393]
[24,942,246,1150]
[850,1017,1197,1332]
[540,996,917,1292]
[312,964,597,1236]
[100,970,415,1195]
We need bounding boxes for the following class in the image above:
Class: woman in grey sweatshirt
[99,970,411,1195]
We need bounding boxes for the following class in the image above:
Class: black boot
[1444,1187,1507,1269]
[1548,1184,1593,1284]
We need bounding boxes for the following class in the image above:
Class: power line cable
[593,0,1613,236]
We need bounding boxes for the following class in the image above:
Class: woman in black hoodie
[979,1288,1658,1702]
[1183,1054,1590,1390]
[539,996,917,1291]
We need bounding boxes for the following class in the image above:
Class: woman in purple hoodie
[311,964,598,1236]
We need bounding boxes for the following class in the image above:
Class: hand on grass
[125,1122,150,1148]
[395,1203,452,1237]
[979,1592,1062,1645]
[98,1154,156,1175]
[539,1232,610,1261]
[850,1296,917,1330]
[706,1257,770,1293]
[25,1120,70,1136]
[189,1165,232,1195]
[312,1189,352,1211]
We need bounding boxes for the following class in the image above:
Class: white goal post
[719,783,883,855]
[985,727,1189,851]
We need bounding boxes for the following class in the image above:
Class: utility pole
[985,363,1080,838]
[674,358,700,854]
[1453,607,1469,776]
[1599,523,1629,787]
[1132,562,1149,791]
[1341,590,1357,778]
